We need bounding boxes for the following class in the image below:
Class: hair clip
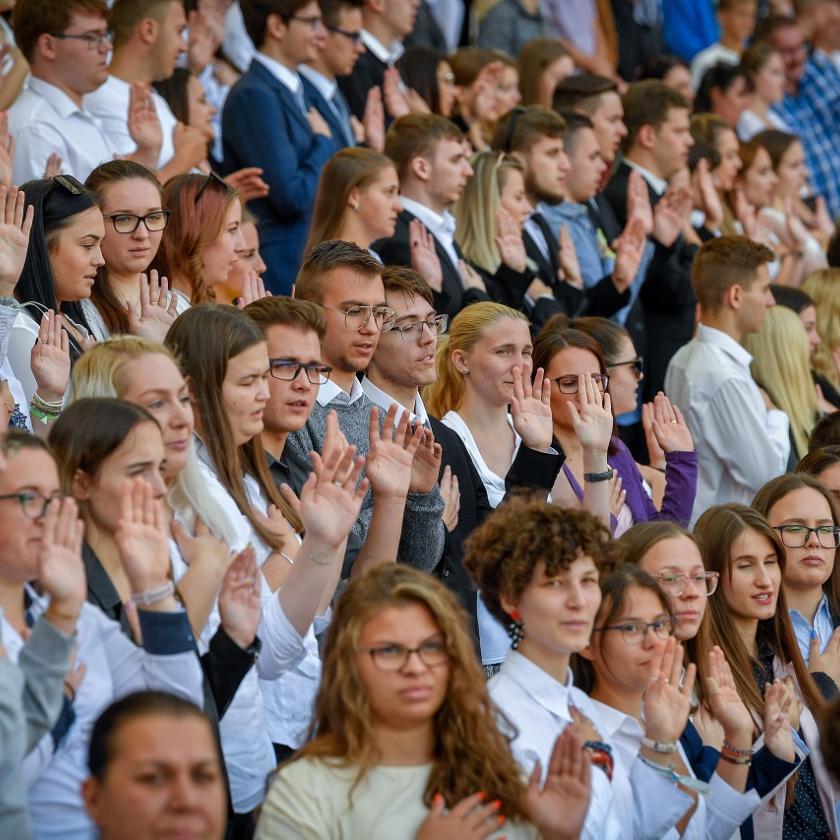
[52,174,84,195]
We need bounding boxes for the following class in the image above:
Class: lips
[752,592,774,606]
[165,438,190,452]
[399,685,434,702]
[800,555,825,567]
[675,611,699,623]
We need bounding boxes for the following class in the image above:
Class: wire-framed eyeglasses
[383,314,448,341]
[358,639,450,671]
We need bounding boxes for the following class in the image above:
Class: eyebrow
[107,207,164,215]
[338,299,388,307]
[779,517,834,525]
[271,355,322,365]
[80,233,102,242]
[366,632,444,645]
[137,387,186,398]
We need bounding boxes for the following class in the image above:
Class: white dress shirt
[8,77,116,183]
[360,30,405,66]
[223,1,256,74]
[85,75,178,169]
[360,375,429,426]
[400,196,462,278]
[665,324,790,525]
[625,158,668,197]
[317,375,366,407]
[489,652,694,840]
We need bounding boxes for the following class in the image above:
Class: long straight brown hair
[165,304,301,546]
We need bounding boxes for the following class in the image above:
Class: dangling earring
[507,609,524,649]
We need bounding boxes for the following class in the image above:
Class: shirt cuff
[137,609,196,655]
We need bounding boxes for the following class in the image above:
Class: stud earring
[507,609,524,649]
[350,200,359,210]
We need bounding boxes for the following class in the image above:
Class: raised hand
[612,216,646,291]
[218,545,262,650]
[127,271,179,342]
[566,374,613,455]
[627,168,653,236]
[692,704,725,751]
[695,158,723,231]
[224,167,270,202]
[523,725,592,840]
[472,61,504,123]
[405,87,432,114]
[459,260,487,292]
[557,225,583,288]
[382,67,410,119]
[127,82,163,163]
[642,635,697,743]
[410,427,443,494]
[783,197,809,251]
[653,187,690,247]
[510,365,553,451]
[763,679,796,762]
[365,405,424,500]
[440,465,460,532]
[171,515,231,574]
[703,646,754,743]
[0,110,14,188]
[641,401,666,471]
[733,186,757,240]
[495,206,527,273]
[647,392,693,453]
[235,270,270,309]
[43,153,63,179]
[809,626,840,685]
[0,185,33,294]
[410,219,443,293]
[813,195,835,239]
[362,85,385,152]
[30,310,70,403]
[172,122,208,172]
[609,473,626,517]
[415,792,504,840]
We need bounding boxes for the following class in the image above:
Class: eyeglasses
[290,13,323,30]
[194,171,229,204]
[384,314,448,341]
[0,491,61,520]
[655,571,719,597]
[607,357,644,379]
[438,71,455,85]
[358,639,450,671]
[773,524,840,549]
[593,617,674,645]
[49,28,113,50]
[269,359,332,385]
[552,374,609,394]
[53,174,84,196]
[103,210,171,235]
[317,303,396,331]
[325,22,362,43]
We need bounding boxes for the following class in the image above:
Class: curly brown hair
[463,493,620,626]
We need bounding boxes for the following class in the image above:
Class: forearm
[582,447,610,527]
[176,560,229,638]
[278,537,341,636]
[126,147,161,172]
[350,495,406,578]
[0,659,31,839]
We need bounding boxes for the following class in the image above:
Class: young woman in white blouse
[257,563,592,840]
[0,430,203,839]
[737,42,790,141]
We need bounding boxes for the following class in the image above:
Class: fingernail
[498,815,506,825]
[477,791,485,801]
[492,799,502,810]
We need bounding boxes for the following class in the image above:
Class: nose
[400,649,429,674]
[564,580,585,608]
[234,228,246,252]
[256,377,270,403]
[92,244,105,268]
[132,223,150,241]
[167,773,202,811]
[641,624,661,650]
[150,470,168,499]
[256,252,267,275]
[805,526,822,548]
[172,398,192,429]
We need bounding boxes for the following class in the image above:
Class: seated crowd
[1,0,840,839]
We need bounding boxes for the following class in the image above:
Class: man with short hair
[86,0,206,177]
[690,0,757,88]
[222,0,335,295]
[665,236,789,524]
[374,112,489,319]
[283,240,445,572]
[9,0,161,182]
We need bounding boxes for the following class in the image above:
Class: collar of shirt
[360,375,429,425]
[498,650,575,718]
[546,200,588,222]
[696,323,752,369]
[298,63,337,101]
[361,30,404,65]
[317,375,366,407]
[253,51,302,96]
[589,696,645,745]
[28,76,89,119]
[625,159,668,196]
[401,196,456,240]
[790,592,833,638]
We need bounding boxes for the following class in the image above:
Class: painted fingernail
[492,799,502,810]
[498,815,506,825]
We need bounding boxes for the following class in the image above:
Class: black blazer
[374,209,491,319]
[337,49,387,120]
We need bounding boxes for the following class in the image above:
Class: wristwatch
[583,467,615,483]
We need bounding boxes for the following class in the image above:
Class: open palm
[510,365,552,451]
[365,405,423,500]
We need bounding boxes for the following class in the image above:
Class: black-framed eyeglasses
[656,571,719,598]
[0,491,61,520]
[773,524,840,549]
[552,374,609,394]
[325,22,362,43]
[384,314,448,341]
[593,617,674,645]
[289,13,323,30]
[269,359,332,385]
[607,357,644,379]
[358,639,450,671]
[49,29,113,50]
[53,174,84,196]
[194,171,230,204]
[103,210,171,235]
[317,303,396,331]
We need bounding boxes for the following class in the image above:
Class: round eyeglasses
[773,524,840,549]
[317,303,396,331]
[103,211,170,235]
[384,314,448,341]
[552,374,610,394]
[269,360,332,385]
[593,617,674,645]
[655,571,719,598]
[358,639,450,671]
[0,491,61,519]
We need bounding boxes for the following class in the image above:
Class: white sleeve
[255,593,306,681]
[11,124,72,185]
[629,757,695,840]
[6,315,38,408]
[703,774,761,840]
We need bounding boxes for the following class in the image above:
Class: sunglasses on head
[194,171,230,204]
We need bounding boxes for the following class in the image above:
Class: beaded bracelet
[721,740,752,758]
[720,753,752,765]
[31,393,63,414]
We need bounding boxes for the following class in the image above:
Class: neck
[553,423,582,459]
[336,217,374,251]
[108,270,143,303]
[517,638,571,683]
[32,68,85,108]
[732,614,760,658]
[0,579,25,635]
[108,50,154,86]
[720,31,742,53]
[304,58,334,82]
[402,183,447,217]
[330,368,359,394]
[750,96,769,117]
[700,311,742,344]
[457,389,509,432]
[367,369,419,414]
[371,719,435,765]
[260,42,299,72]
[364,18,399,51]
[785,585,825,624]
[625,150,666,182]
[262,427,288,461]
[590,676,644,722]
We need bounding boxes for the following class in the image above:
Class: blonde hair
[454,152,524,275]
[70,336,239,545]
[743,306,816,459]
[423,301,528,417]
[803,268,840,391]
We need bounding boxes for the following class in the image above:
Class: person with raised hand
[0,430,202,839]
[256,563,592,840]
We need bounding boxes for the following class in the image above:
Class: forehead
[546,345,600,373]
[111,715,219,765]
[530,134,564,154]
[571,127,600,154]
[594,91,622,116]
[385,289,435,319]
[0,448,58,493]
[476,316,530,345]
[360,602,441,642]
[63,206,105,236]
[110,421,164,459]
[264,322,321,357]
[731,527,777,558]
[768,485,834,520]
[121,353,184,391]
[640,535,703,572]
[661,107,690,129]
[321,267,385,304]
[100,178,162,210]
[432,137,466,160]
[337,6,363,27]
[241,221,260,246]
[615,584,669,617]
[67,11,108,30]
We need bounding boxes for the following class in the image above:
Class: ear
[410,154,431,183]
[347,186,361,209]
[137,16,159,46]
[81,778,101,825]
[727,283,743,311]
[499,592,518,618]
[367,0,387,15]
[450,348,469,375]
[265,12,288,42]
[35,32,60,62]
[72,469,93,502]
[637,124,656,152]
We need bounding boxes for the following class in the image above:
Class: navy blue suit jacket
[221,59,334,295]
[300,76,354,152]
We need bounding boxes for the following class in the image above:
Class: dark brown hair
[239,0,313,49]
[381,265,434,306]
[294,239,382,305]
[384,113,465,183]
[244,296,326,340]
[753,128,800,171]
[552,73,617,114]
[621,80,689,154]
[809,412,840,451]
[13,0,108,62]
[491,106,565,155]
[517,38,571,106]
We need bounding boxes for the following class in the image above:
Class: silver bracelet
[130,580,175,607]
[641,736,677,754]
[305,550,333,567]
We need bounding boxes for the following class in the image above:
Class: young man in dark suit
[222,0,334,295]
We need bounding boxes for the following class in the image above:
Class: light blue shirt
[539,200,612,289]
[790,593,836,665]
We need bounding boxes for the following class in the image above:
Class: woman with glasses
[533,317,697,535]
[305,147,401,258]
[753,474,840,685]
[694,503,837,837]
[81,161,185,341]
[257,562,593,840]
[153,172,245,305]
[397,46,458,117]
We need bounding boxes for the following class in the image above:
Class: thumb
[170,518,190,548]
[702,676,721,699]
[809,630,821,662]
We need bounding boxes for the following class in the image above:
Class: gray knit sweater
[284,395,445,573]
